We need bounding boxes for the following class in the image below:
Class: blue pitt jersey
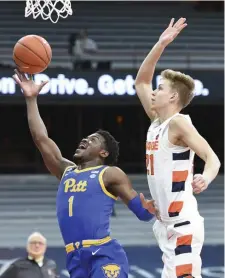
[56,165,117,245]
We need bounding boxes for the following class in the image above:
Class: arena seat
[0,1,223,70]
[0,175,223,247]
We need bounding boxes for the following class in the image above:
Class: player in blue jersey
[13,69,160,278]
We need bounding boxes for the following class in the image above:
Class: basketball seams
[33,36,51,63]
[14,53,43,67]
[13,35,52,74]
[17,41,47,65]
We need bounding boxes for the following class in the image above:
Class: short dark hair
[96,129,119,166]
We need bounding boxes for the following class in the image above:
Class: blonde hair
[161,69,195,108]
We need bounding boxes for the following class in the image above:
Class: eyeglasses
[29,241,45,246]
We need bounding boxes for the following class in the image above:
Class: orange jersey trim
[172,170,188,182]
[176,235,193,246]
[176,264,192,276]
[168,201,183,213]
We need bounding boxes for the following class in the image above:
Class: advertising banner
[0,69,223,105]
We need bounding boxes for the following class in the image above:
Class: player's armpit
[170,116,220,184]
[35,135,75,180]
[135,83,157,121]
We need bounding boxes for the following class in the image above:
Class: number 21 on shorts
[146,154,154,175]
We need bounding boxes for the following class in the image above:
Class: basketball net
[25,0,73,23]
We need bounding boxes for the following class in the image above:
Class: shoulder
[104,166,126,176]
[62,159,76,170]
[103,166,128,184]
[169,114,193,135]
[60,161,76,179]
[0,258,21,271]
[12,258,30,267]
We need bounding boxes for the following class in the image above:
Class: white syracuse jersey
[146,113,200,222]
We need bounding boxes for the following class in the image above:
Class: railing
[111,42,224,70]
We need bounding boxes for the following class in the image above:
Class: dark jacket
[0,257,57,278]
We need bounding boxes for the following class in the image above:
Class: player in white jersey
[135,18,220,278]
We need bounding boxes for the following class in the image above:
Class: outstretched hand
[140,193,161,221]
[159,17,187,47]
[12,69,48,98]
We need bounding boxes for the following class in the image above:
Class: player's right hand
[12,68,48,98]
[140,193,161,221]
[158,18,187,47]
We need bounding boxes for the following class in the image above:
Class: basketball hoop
[25,0,73,24]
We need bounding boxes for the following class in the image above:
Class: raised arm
[103,166,160,221]
[13,69,74,180]
[135,18,187,121]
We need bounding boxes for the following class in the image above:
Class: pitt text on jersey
[64,178,88,217]
[64,178,88,193]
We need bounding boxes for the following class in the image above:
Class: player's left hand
[192,174,208,194]
[159,18,187,47]
[13,68,48,98]
[140,193,161,220]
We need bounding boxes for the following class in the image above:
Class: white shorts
[153,216,204,278]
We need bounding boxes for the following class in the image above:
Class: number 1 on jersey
[146,154,154,175]
[68,196,74,217]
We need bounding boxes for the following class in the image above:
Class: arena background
[0,1,223,277]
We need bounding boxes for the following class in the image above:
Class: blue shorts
[66,239,129,278]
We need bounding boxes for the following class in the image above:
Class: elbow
[206,151,221,172]
[134,81,144,94]
[134,79,142,88]
[135,72,151,88]
[134,79,138,86]
[216,158,221,171]
[29,128,48,142]
[32,134,49,144]
[209,155,221,176]
[134,81,149,92]
[213,152,221,171]
[134,75,143,87]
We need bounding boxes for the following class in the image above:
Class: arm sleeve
[128,195,154,222]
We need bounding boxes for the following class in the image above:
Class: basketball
[13,35,52,74]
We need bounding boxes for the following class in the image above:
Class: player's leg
[66,250,88,278]
[90,239,129,278]
[172,217,204,278]
[70,266,87,278]
[155,218,204,278]
[153,220,175,277]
